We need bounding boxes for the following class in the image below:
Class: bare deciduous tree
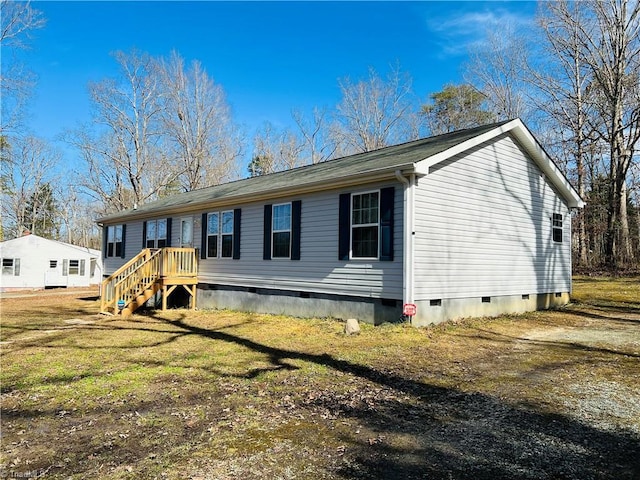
[251,122,304,175]
[0,0,45,134]
[68,50,177,212]
[56,182,102,248]
[534,1,603,267]
[332,66,421,154]
[0,135,60,238]
[557,0,640,266]
[292,107,337,164]
[465,23,532,123]
[159,51,242,191]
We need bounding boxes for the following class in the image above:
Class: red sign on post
[403,303,417,317]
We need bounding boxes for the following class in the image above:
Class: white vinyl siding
[101,185,403,300]
[413,133,572,300]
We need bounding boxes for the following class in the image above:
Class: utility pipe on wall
[395,170,416,314]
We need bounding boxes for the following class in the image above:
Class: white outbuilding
[0,233,103,291]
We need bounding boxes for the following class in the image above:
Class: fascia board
[510,123,585,209]
[415,119,521,176]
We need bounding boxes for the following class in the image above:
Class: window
[207,212,219,258]
[206,211,234,258]
[106,225,124,257]
[221,211,234,257]
[63,259,85,276]
[552,213,563,243]
[50,260,57,268]
[69,260,80,275]
[263,202,300,261]
[145,219,168,248]
[2,258,20,276]
[204,210,240,259]
[272,203,292,258]
[339,188,394,262]
[351,191,379,258]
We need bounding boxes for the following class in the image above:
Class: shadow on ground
[145,312,640,480]
[3,297,639,479]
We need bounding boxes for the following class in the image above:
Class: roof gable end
[414,119,584,209]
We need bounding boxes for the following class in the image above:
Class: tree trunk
[619,181,633,262]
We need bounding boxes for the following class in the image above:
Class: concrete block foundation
[197,284,402,325]
[196,284,570,327]
[411,292,570,327]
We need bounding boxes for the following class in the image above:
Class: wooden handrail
[100,248,197,314]
[101,249,161,313]
[161,248,198,278]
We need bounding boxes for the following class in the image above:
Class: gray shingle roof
[97,121,511,223]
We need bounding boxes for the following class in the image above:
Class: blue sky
[19,1,538,169]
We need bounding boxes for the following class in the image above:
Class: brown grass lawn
[1,278,639,480]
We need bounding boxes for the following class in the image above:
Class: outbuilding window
[552,213,563,243]
[1,258,20,276]
[63,259,85,276]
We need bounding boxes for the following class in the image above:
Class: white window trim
[272,202,292,259]
[350,190,380,260]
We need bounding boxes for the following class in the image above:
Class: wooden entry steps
[100,248,198,316]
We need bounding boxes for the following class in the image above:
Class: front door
[180,217,193,247]
[44,259,66,287]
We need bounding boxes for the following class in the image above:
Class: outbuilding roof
[98,119,583,224]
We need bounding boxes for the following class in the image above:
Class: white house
[0,233,103,291]
[97,119,584,326]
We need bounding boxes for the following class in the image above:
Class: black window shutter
[380,187,394,261]
[166,218,172,247]
[291,200,301,260]
[121,224,127,259]
[263,204,272,260]
[233,208,241,260]
[338,193,351,261]
[103,226,108,259]
[142,221,147,249]
[200,213,207,259]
